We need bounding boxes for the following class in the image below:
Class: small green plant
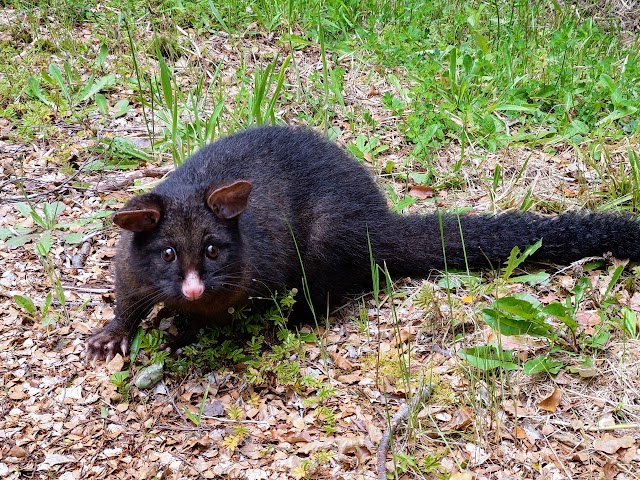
[89,137,151,170]
[164,289,299,376]
[385,185,417,213]
[152,52,227,165]
[244,54,292,127]
[184,383,210,427]
[110,370,131,399]
[2,201,111,247]
[221,423,249,451]
[346,134,389,164]
[26,62,116,116]
[13,292,57,326]
[314,405,337,434]
[460,258,627,375]
[392,451,443,477]
[1,201,65,249]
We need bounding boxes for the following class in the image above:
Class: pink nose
[182,272,204,300]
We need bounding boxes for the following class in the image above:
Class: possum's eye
[205,244,219,259]
[161,247,177,262]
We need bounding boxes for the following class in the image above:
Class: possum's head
[113,180,252,303]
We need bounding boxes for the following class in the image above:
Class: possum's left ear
[206,180,252,220]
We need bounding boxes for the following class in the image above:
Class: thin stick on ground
[377,383,434,480]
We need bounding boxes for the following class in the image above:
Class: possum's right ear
[112,194,163,232]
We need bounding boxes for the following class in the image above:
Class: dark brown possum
[86,126,640,361]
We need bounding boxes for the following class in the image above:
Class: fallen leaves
[538,388,563,412]
[593,434,635,454]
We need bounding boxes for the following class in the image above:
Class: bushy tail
[375,211,640,276]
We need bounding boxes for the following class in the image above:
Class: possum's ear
[113,194,163,232]
[206,180,252,220]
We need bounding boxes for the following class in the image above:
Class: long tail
[375,211,640,276]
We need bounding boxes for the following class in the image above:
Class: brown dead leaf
[280,431,313,444]
[397,327,413,344]
[106,354,125,373]
[8,385,26,400]
[186,436,213,451]
[329,352,354,371]
[502,399,534,418]
[337,373,362,384]
[450,471,473,480]
[576,310,601,335]
[538,388,562,412]
[513,425,527,439]
[603,460,617,480]
[408,185,435,199]
[573,451,590,462]
[8,445,27,458]
[593,434,635,454]
[336,436,365,454]
[449,406,473,430]
[366,420,382,444]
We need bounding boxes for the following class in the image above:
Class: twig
[61,285,111,294]
[377,383,433,480]
[93,166,172,193]
[71,240,93,268]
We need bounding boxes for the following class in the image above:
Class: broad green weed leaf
[43,202,65,224]
[494,104,539,113]
[43,292,52,314]
[572,277,591,311]
[0,227,13,241]
[78,74,117,102]
[508,272,550,285]
[130,327,144,363]
[96,43,108,67]
[482,308,551,337]
[597,105,638,125]
[523,356,564,375]
[48,64,69,100]
[492,297,542,321]
[14,295,36,314]
[588,325,611,349]
[95,93,108,114]
[598,73,616,93]
[36,231,53,256]
[621,306,637,337]
[542,301,577,331]
[63,232,84,244]
[458,345,519,371]
[113,99,131,117]
[6,235,31,249]
[15,202,33,218]
[26,77,54,106]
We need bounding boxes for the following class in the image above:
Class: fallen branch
[93,166,173,193]
[71,241,93,268]
[377,383,433,480]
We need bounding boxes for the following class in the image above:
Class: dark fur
[86,126,640,361]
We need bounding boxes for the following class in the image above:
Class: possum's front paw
[158,330,197,357]
[86,327,130,363]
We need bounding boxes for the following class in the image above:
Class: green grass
[6,1,638,194]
